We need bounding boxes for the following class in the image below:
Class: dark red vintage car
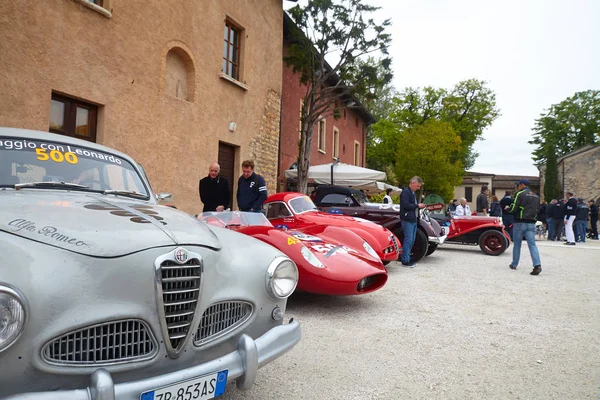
[198,211,388,295]
[430,214,511,255]
[263,193,400,264]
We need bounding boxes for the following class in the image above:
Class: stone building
[539,144,600,202]
[0,0,293,214]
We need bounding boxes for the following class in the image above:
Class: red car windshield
[289,196,318,214]
[0,136,148,196]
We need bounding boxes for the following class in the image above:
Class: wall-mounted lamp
[228,122,237,132]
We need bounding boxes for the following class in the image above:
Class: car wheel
[425,243,438,256]
[394,228,429,262]
[478,230,508,255]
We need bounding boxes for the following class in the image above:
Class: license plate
[140,370,228,400]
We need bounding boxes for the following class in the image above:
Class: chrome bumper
[3,320,301,400]
[429,234,447,245]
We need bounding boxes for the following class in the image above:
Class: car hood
[0,191,221,257]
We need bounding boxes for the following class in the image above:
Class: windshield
[199,211,272,227]
[289,196,318,214]
[0,137,148,196]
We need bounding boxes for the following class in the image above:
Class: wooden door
[218,142,236,209]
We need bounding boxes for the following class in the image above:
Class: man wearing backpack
[236,160,268,213]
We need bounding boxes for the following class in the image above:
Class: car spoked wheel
[394,228,429,262]
[478,230,508,256]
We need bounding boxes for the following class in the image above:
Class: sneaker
[530,266,542,275]
[509,264,517,270]
[401,261,417,268]
[564,242,576,246]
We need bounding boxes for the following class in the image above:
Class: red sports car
[431,214,511,255]
[263,193,400,264]
[198,211,388,295]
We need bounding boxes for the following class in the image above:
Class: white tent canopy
[284,162,396,194]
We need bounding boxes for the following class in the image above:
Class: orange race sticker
[287,237,301,246]
[35,148,78,164]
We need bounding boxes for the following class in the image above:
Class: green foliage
[543,148,560,200]
[369,192,400,204]
[390,120,464,202]
[529,90,600,165]
[284,0,392,193]
[368,79,500,171]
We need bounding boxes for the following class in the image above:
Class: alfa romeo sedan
[0,127,301,400]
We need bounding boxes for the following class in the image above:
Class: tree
[543,148,560,200]
[285,0,392,193]
[390,120,463,201]
[368,79,500,171]
[529,90,600,165]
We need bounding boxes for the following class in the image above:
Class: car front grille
[159,258,202,352]
[194,301,253,346]
[42,319,157,365]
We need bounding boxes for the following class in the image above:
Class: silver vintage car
[0,127,301,400]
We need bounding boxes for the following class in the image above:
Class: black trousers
[553,218,565,240]
[591,216,599,238]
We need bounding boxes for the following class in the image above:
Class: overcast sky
[286,0,600,176]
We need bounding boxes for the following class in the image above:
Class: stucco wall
[0,0,284,214]
[279,58,368,191]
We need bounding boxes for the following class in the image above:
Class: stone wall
[559,146,600,202]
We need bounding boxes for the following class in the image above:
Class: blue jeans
[546,218,554,241]
[574,220,586,242]
[511,222,541,268]
[401,221,418,263]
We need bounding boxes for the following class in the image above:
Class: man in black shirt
[476,185,489,216]
[564,191,577,245]
[500,191,514,240]
[199,162,230,212]
[589,199,599,240]
[552,199,566,241]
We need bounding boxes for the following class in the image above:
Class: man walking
[199,162,230,212]
[236,160,268,213]
[589,199,599,240]
[574,198,589,243]
[500,190,514,239]
[399,176,426,268]
[564,192,577,245]
[508,179,542,275]
[476,185,489,216]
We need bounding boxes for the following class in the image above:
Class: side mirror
[156,193,173,201]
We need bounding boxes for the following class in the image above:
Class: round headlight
[0,285,28,353]
[266,257,299,299]
[363,241,379,259]
[300,246,324,269]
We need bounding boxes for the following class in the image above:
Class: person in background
[564,192,577,245]
[447,199,458,216]
[382,188,393,204]
[399,176,426,268]
[538,200,548,234]
[236,160,268,213]
[546,199,557,241]
[455,197,472,216]
[508,179,542,276]
[489,195,502,217]
[552,198,566,241]
[574,197,589,243]
[199,162,230,212]
[589,199,599,240]
[500,190,514,239]
[476,185,489,216]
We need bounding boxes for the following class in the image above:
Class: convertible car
[312,185,446,262]
[430,213,511,255]
[0,127,301,399]
[263,193,400,264]
[198,211,388,295]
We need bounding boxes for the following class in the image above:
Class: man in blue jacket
[399,176,426,268]
[236,160,268,213]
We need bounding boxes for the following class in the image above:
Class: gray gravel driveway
[224,240,600,400]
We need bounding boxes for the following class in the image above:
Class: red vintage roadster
[431,214,511,255]
[198,211,388,295]
[263,193,400,264]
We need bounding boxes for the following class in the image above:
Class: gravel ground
[223,239,600,400]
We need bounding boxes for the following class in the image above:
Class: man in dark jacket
[236,160,267,212]
[564,192,577,245]
[508,179,542,275]
[552,199,566,241]
[589,199,599,240]
[574,197,589,243]
[199,162,230,212]
[476,186,489,216]
[500,191,514,239]
[399,176,426,268]
[546,199,556,241]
